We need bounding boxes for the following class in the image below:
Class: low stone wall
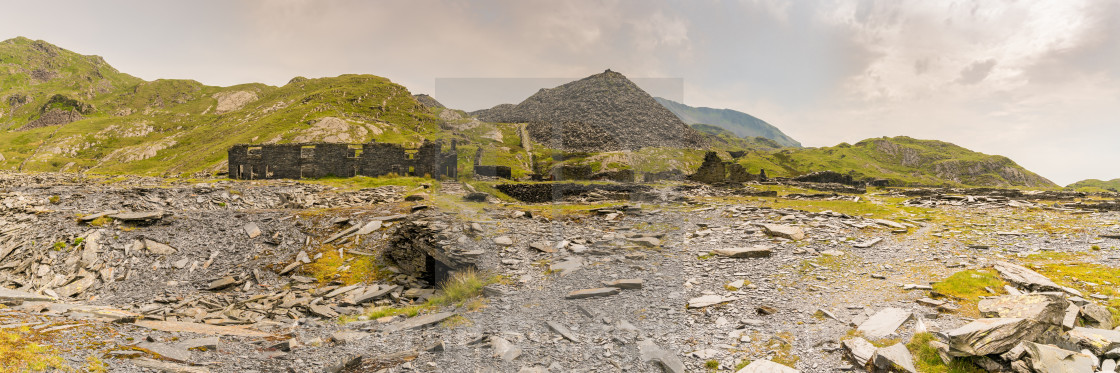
[494,183,652,203]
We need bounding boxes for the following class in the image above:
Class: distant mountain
[734,136,1056,187]
[655,97,800,148]
[690,124,785,151]
[1067,178,1120,191]
[472,70,707,151]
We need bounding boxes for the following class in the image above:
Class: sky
[1,0,1118,186]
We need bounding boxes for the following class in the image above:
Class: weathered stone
[977,292,1068,325]
[994,261,1064,292]
[760,224,805,240]
[132,358,210,373]
[735,359,799,373]
[710,245,773,258]
[383,312,456,332]
[352,285,398,305]
[843,337,877,366]
[874,219,906,229]
[545,321,579,342]
[80,230,102,268]
[566,288,620,299]
[602,279,643,289]
[1021,341,1096,373]
[355,220,382,235]
[852,237,883,248]
[491,336,521,361]
[178,337,220,351]
[549,257,582,276]
[144,239,178,255]
[138,342,191,362]
[0,288,54,305]
[110,211,165,223]
[79,210,118,222]
[627,236,661,247]
[872,343,918,373]
[1066,327,1120,355]
[309,304,339,318]
[857,308,912,339]
[134,320,272,337]
[637,339,686,373]
[244,222,261,238]
[493,236,514,246]
[330,331,371,344]
[529,241,555,253]
[687,295,737,309]
[57,276,97,298]
[207,276,238,291]
[947,318,1045,356]
[1081,303,1114,329]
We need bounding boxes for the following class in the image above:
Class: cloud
[956,59,997,85]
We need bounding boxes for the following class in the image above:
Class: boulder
[871,343,918,373]
[857,308,913,339]
[1081,303,1113,329]
[735,359,799,373]
[1020,341,1096,372]
[1065,327,1120,355]
[977,292,1069,325]
[946,318,1045,356]
[760,224,805,240]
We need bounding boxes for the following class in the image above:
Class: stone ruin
[228,140,458,180]
[471,148,512,179]
[689,152,762,184]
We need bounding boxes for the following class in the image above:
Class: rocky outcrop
[473,70,708,151]
[412,94,445,109]
[19,108,83,130]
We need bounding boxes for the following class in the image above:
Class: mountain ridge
[655,97,801,148]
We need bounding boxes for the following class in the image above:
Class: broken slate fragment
[871,343,918,373]
[0,288,55,305]
[110,211,165,223]
[637,339,685,373]
[491,336,521,361]
[857,308,912,339]
[566,288,620,299]
[207,276,239,291]
[993,261,1064,293]
[382,312,456,332]
[244,222,261,239]
[545,321,579,342]
[602,279,643,289]
[710,245,773,258]
[144,239,178,255]
[528,241,555,253]
[977,292,1068,325]
[493,236,514,246]
[760,224,805,240]
[843,337,877,366]
[687,295,737,309]
[735,359,799,373]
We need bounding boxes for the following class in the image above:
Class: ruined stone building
[689,151,762,184]
[228,140,458,180]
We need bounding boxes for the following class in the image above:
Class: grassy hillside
[656,97,801,148]
[728,136,1057,188]
[1067,178,1120,192]
[0,37,450,176]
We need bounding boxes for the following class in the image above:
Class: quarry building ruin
[228,140,458,180]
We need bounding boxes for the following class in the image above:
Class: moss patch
[931,269,1007,317]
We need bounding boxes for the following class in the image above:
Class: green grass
[931,269,1007,317]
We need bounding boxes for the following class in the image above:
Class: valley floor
[0,173,1117,372]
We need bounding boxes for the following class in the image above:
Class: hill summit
[473,70,708,151]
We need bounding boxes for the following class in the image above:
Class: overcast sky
[2,0,1117,186]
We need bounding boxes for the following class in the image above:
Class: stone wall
[689,151,763,184]
[228,140,457,180]
[473,165,512,179]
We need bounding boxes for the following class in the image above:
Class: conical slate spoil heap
[474,69,708,151]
